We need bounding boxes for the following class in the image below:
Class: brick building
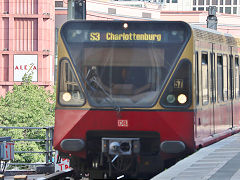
[0,0,55,96]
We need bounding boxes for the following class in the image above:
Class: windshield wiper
[85,68,121,116]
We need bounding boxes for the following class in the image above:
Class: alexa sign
[14,55,38,82]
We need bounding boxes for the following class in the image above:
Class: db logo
[118,120,128,127]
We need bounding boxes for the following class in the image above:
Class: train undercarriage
[69,149,164,179]
[59,131,166,179]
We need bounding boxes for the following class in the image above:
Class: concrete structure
[55,0,68,29]
[0,0,55,96]
[152,133,240,180]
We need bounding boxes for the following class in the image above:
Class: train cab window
[58,59,85,106]
[60,21,192,108]
[79,47,164,107]
[201,53,209,105]
[217,55,223,102]
[223,55,228,101]
[235,56,240,98]
[195,52,199,105]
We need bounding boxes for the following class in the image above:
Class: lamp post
[207,6,218,30]
[68,0,86,20]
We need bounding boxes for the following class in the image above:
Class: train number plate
[118,120,128,127]
[174,79,183,88]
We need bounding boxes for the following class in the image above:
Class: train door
[229,46,234,128]
[210,43,216,135]
[195,51,199,138]
[233,55,240,128]
[201,50,213,137]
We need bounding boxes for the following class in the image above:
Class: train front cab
[54,21,199,179]
[193,26,240,148]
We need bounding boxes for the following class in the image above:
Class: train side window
[223,54,228,101]
[217,55,223,102]
[236,56,240,98]
[228,55,232,99]
[209,52,213,103]
[195,52,199,105]
[58,59,85,106]
[201,53,209,105]
[210,53,216,103]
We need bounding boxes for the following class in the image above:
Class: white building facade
[111,0,240,15]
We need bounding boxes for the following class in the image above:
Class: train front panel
[54,21,195,178]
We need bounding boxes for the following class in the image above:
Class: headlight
[123,23,128,29]
[62,92,72,102]
[177,94,187,104]
[166,94,176,103]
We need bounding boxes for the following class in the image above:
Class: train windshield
[60,21,191,108]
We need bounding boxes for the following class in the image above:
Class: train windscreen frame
[60,21,191,108]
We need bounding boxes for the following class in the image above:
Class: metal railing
[0,126,54,167]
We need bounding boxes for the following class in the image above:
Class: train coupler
[100,137,140,177]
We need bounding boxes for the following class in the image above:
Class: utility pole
[68,0,86,20]
[207,6,218,30]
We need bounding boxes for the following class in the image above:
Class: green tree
[0,73,56,166]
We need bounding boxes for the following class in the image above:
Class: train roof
[190,23,240,46]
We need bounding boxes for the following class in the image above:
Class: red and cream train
[53,20,240,179]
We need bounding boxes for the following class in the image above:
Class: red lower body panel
[54,109,195,158]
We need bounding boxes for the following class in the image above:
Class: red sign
[118,120,128,127]
[14,65,37,71]
[54,150,70,172]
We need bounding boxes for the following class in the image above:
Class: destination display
[64,29,185,43]
[89,32,162,42]
[62,21,188,45]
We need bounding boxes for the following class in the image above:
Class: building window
[220,7,223,12]
[212,0,218,5]
[167,0,170,3]
[172,0,178,3]
[193,0,196,5]
[198,0,204,5]
[198,7,204,11]
[55,1,63,7]
[233,7,237,14]
[142,12,151,18]
[220,0,223,5]
[193,7,196,11]
[207,0,210,5]
[225,7,231,14]
[233,0,237,5]
[225,0,231,5]
[108,8,116,14]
